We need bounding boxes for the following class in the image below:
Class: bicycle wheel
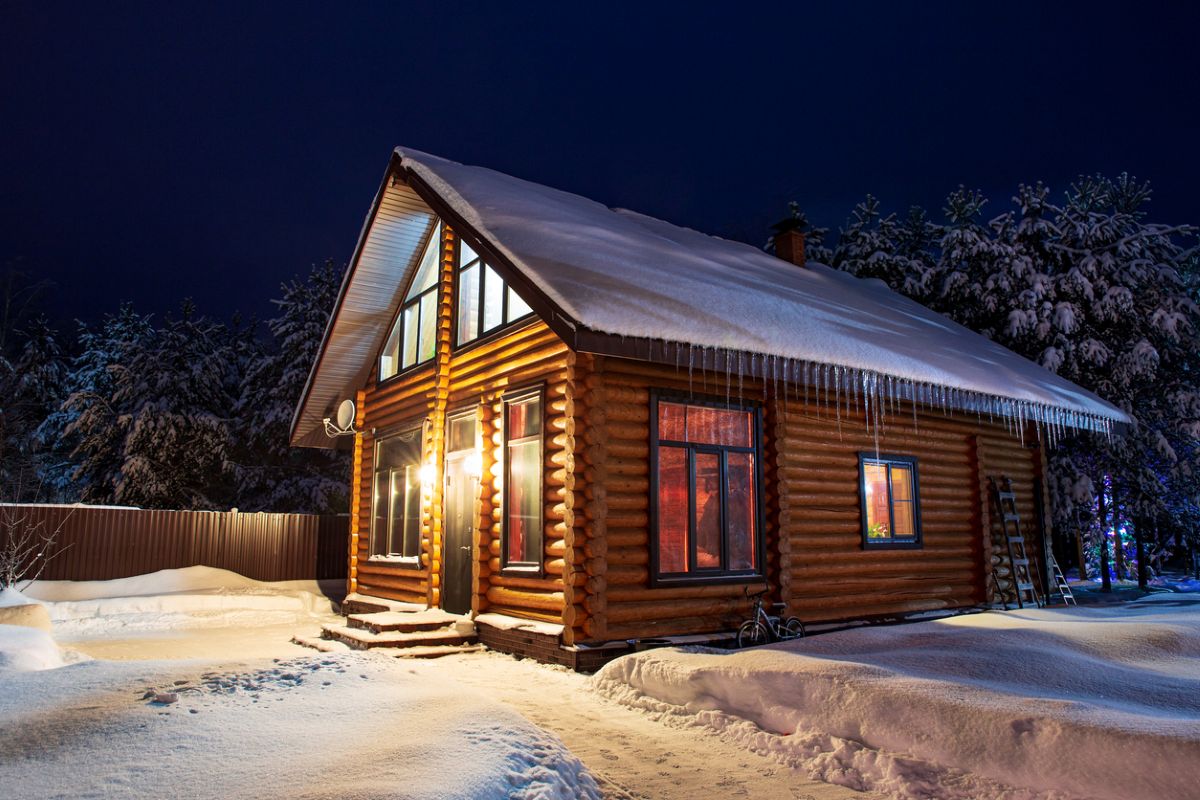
[737,620,770,648]
[781,617,805,640]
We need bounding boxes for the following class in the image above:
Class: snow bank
[22,565,327,602]
[21,566,337,633]
[593,601,1200,800]
[399,148,1127,430]
[0,625,63,671]
[0,586,35,607]
[0,654,598,799]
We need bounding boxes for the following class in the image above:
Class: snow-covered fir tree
[0,317,69,498]
[801,174,1200,562]
[38,305,154,503]
[231,261,349,513]
[112,301,238,509]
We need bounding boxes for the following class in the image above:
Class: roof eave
[289,153,405,448]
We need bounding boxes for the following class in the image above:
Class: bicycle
[737,589,805,647]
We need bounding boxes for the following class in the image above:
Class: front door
[442,413,479,615]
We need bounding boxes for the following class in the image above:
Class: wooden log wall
[577,355,1047,643]
[580,356,774,641]
[352,225,577,628]
[977,427,1048,605]
[355,364,437,604]
[777,399,988,621]
[461,328,574,630]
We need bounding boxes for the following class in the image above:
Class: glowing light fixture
[419,462,437,487]
[464,451,483,479]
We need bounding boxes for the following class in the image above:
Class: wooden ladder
[988,476,1044,609]
[1047,554,1076,606]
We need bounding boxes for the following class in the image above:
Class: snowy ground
[0,568,598,799]
[7,567,1197,799]
[593,596,1200,800]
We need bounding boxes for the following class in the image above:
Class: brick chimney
[774,228,806,267]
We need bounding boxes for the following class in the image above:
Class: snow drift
[22,565,336,632]
[593,600,1200,800]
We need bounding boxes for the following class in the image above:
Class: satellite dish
[336,399,356,430]
[323,399,358,438]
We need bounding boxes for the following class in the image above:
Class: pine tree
[39,305,154,503]
[0,317,69,498]
[112,301,237,509]
[231,261,349,513]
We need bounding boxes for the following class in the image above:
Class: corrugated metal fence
[1,504,348,582]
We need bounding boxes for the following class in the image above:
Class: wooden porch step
[376,643,487,659]
[291,634,351,653]
[321,623,477,651]
[340,592,427,616]
[347,609,465,634]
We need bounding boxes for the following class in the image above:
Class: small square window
[859,454,922,549]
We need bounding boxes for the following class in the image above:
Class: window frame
[368,423,426,567]
[649,391,766,587]
[451,233,536,353]
[857,453,923,550]
[500,385,546,575]
[377,221,442,384]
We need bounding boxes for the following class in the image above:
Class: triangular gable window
[455,235,533,346]
[380,221,441,380]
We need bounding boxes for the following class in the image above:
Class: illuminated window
[380,222,441,380]
[502,389,543,571]
[859,454,921,548]
[456,236,534,346]
[652,397,762,583]
[371,428,423,559]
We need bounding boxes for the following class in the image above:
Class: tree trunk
[1111,484,1126,581]
[1097,480,1111,593]
[1076,528,1088,580]
[1135,517,1148,590]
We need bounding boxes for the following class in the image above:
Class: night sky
[3,2,1198,328]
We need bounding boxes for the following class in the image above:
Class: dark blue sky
[3,1,1197,327]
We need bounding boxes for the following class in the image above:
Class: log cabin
[291,147,1128,668]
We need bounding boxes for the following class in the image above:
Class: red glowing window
[503,390,543,570]
[653,398,761,582]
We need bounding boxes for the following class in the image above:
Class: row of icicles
[660,342,1116,451]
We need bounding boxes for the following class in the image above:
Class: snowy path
[409,652,866,800]
[0,653,598,799]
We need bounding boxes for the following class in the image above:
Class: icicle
[863,370,872,447]
[818,364,826,418]
[738,352,746,402]
[691,345,700,398]
[868,372,881,459]
[833,366,843,438]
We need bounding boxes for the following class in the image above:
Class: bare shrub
[0,504,71,589]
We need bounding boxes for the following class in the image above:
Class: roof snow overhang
[291,148,1131,449]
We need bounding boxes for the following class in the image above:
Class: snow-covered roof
[399,148,1128,430]
[292,147,1128,447]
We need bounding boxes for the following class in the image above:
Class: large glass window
[502,389,543,570]
[653,398,761,581]
[859,454,922,548]
[456,236,534,346]
[371,429,424,560]
[380,222,441,380]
